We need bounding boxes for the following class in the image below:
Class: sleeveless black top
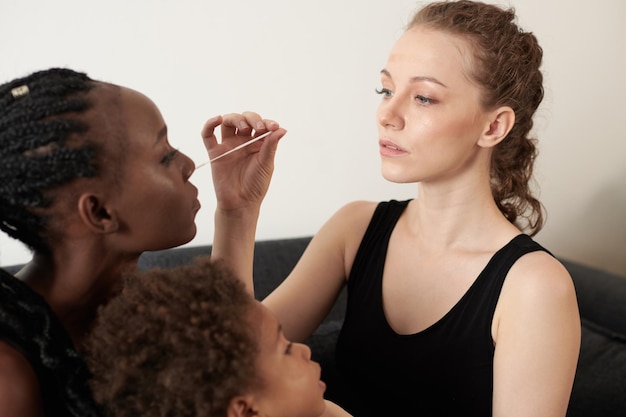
[0,268,102,417]
[334,200,550,416]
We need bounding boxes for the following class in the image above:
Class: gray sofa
[5,236,626,416]
[137,236,626,417]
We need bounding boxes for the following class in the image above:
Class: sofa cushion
[567,320,626,417]
[562,259,626,336]
[306,319,344,403]
[138,245,212,270]
[560,259,626,416]
[138,237,349,324]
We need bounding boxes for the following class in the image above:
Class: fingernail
[239,121,249,129]
[256,121,265,130]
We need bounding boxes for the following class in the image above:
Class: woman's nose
[179,151,196,181]
[377,97,405,130]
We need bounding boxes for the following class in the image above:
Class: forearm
[211,206,260,295]
[203,113,284,295]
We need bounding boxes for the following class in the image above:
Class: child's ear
[478,106,515,148]
[227,396,261,417]
[77,193,119,234]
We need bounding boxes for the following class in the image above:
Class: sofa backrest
[560,259,626,417]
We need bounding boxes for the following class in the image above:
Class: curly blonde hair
[410,0,545,235]
[85,257,258,417]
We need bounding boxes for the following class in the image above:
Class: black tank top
[334,200,549,416]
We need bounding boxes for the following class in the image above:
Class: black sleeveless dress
[334,200,550,416]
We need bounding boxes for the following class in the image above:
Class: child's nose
[296,342,312,360]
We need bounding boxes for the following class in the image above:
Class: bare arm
[212,205,260,295]
[492,252,581,417]
[264,201,377,342]
[204,112,286,294]
[0,343,43,417]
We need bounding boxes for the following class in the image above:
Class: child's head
[0,68,198,254]
[86,257,327,417]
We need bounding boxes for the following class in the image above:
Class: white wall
[1,0,625,276]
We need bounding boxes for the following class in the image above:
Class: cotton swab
[195,130,273,169]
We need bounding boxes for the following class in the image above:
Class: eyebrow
[154,125,168,146]
[380,69,448,88]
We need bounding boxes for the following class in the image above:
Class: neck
[16,241,139,349]
[406,178,519,251]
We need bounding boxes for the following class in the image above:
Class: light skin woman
[217,1,581,416]
[0,68,285,417]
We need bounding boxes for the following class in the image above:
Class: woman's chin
[165,227,197,250]
[381,168,414,184]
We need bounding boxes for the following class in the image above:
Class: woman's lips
[191,188,201,213]
[379,139,406,157]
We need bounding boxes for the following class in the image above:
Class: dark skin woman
[0,68,285,417]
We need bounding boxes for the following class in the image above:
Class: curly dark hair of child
[85,257,259,417]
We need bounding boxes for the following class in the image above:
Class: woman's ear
[227,395,261,417]
[77,193,119,234]
[478,106,515,148]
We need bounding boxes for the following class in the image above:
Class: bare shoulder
[506,250,576,299]
[322,400,353,417]
[330,200,379,225]
[315,200,378,246]
[320,200,379,257]
[0,341,43,417]
[495,249,580,338]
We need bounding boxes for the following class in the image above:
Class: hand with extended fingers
[202,112,287,213]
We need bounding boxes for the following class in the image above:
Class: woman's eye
[415,95,434,105]
[285,342,293,355]
[375,87,393,98]
[161,149,179,166]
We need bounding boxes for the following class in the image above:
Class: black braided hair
[0,68,99,252]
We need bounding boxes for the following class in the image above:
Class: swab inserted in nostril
[195,131,273,170]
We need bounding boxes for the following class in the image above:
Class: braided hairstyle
[0,68,100,252]
[409,0,545,235]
